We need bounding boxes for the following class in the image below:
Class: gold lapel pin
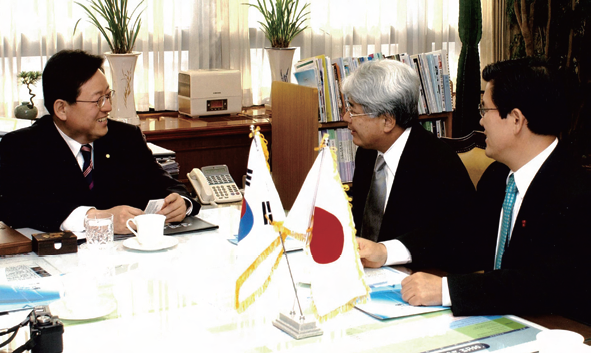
[106,154,110,159]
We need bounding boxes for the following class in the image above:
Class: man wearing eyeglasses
[341,59,475,270]
[400,58,591,322]
[0,50,200,234]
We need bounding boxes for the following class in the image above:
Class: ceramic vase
[14,102,38,120]
[105,52,140,125]
[266,48,296,83]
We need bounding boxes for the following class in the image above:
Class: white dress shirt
[440,138,558,306]
[55,124,95,232]
[369,127,414,266]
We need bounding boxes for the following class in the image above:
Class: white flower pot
[105,52,140,125]
[266,47,296,83]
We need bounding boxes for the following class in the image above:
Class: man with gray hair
[343,59,474,269]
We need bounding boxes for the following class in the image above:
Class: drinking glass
[84,212,114,250]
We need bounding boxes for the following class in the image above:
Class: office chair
[440,130,495,188]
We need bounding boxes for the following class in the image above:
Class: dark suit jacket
[447,143,591,322]
[0,115,199,231]
[352,123,475,268]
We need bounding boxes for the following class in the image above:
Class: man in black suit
[0,50,200,234]
[341,59,475,268]
[401,58,591,322]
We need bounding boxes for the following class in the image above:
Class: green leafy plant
[245,0,310,48]
[17,71,42,107]
[74,0,145,54]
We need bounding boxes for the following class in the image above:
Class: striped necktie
[361,154,387,242]
[494,174,517,270]
[80,144,94,190]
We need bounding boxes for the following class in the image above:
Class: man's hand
[157,193,187,223]
[87,206,143,234]
[400,272,443,306]
[356,237,388,268]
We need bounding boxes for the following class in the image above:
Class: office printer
[178,69,242,117]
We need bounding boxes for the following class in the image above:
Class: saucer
[123,236,179,251]
[50,296,117,320]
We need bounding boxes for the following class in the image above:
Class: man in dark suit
[341,59,475,268]
[0,50,200,234]
[401,58,591,322]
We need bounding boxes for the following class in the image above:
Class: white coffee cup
[126,214,166,247]
[537,329,585,353]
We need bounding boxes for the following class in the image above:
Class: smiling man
[0,50,200,234]
[401,58,591,322]
[341,59,474,269]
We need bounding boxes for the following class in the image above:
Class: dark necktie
[494,174,517,270]
[361,154,387,242]
[81,144,94,190]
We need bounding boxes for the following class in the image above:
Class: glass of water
[84,212,114,250]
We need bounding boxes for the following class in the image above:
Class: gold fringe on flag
[308,146,370,322]
[234,233,287,313]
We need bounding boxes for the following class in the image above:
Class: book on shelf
[395,49,453,115]
[318,127,356,183]
[294,50,453,123]
[421,119,447,138]
[295,53,386,123]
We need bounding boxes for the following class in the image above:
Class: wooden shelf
[139,109,270,190]
[418,111,453,137]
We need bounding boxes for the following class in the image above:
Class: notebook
[163,216,219,235]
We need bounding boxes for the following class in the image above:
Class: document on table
[358,267,448,320]
[355,284,449,320]
[0,258,63,313]
[363,266,408,287]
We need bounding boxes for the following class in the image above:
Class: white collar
[380,126,412,173]
[510,138,558,195]
[54,122,94,157]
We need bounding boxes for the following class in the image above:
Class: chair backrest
[440,130,495,188]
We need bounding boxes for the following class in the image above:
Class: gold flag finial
[315,133,330,151]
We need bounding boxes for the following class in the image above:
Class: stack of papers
[357,267,449,320]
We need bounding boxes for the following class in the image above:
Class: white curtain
[1,0,458,117]
[0,0,251,118]
[248,0,461,105]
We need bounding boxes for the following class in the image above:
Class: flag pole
[268,128,324,340]
[277,231,304,319]
[249,126,303,317]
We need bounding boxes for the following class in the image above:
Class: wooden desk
[139,108,270,191]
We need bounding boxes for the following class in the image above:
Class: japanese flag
[283,145,369,321]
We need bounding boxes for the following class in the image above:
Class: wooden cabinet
[139,110,270,193]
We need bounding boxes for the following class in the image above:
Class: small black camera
[29,306,63,353]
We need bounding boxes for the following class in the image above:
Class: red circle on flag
[310,207,344,264]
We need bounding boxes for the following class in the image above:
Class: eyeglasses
[478,104,497,118]
[345,102,377,118]
[76,90,115,109]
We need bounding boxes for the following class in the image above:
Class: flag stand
[272,234,323,339]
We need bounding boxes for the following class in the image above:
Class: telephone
[188,165,242,204]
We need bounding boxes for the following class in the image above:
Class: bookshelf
[271,81,454,209]
[418,111,453,137]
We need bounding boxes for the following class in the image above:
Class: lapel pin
[106,154,110,159]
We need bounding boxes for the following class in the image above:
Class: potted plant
[74,0,145,124]
[246,0,310,83]
[14,71,42,120]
